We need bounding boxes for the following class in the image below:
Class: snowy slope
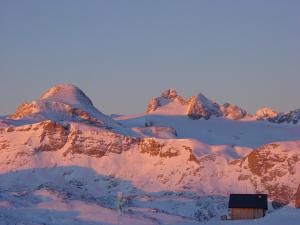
[0,123,299,224]
[115,114,300,148]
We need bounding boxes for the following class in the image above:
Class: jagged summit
[146,89,187,114]
[187,93,221,119]
[40,84,94,107]
[255,107,278,120]
[146,89,248,120]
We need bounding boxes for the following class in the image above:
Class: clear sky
[0,0,299,115]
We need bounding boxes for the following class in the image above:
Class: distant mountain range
[146,88,300,124]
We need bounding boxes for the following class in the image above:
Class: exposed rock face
[295,184,300,208]
[240,143,300,204]
[9,102,39,120]
[220,103,247,120]
[247,143,282,176]
[255,107,278,120]
[187,94,221,120]
[38,121,69,152]
[140,138,180,158]
[65,125,139,157]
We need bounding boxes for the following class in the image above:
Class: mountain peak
[187,93,221,119]
[146,90,248,120]
[40,84,93,107]
[255,107,278,120]
[9,84,122,129]
[146,89,187,114]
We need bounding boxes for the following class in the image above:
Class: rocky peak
[146,89,186,113]
[187,93,221,119]
[255,107,278,120]
[221,103,247,120]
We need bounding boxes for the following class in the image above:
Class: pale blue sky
[0,0,299,115]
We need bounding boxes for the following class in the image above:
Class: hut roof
[228,194,268,210]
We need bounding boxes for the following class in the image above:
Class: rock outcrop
[146,98,161,113]
[38,120,69,152]
[239,143,300,204]
[146,89,187,113]
[187,93,221,120]
[255,107,278,120]
[220,103,247,120]
[65,125,139,157]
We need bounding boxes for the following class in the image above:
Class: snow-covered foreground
[0,166,298,225]
[0,166,227,225]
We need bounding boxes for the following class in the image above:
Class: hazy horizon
[1,1,300,115]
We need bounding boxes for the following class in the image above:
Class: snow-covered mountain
[8,84,122,129]
[146,89,248,120]
[146,89,300,125]
[0,85,299,225]
[146,89,187,115]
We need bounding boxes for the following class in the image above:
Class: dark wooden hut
[228,194,268,220]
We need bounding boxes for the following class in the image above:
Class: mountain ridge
[0,84,299,224]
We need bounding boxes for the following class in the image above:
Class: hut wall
[231,208,264,220]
